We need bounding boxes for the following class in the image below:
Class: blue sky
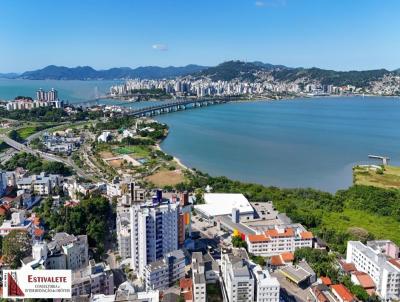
[1,0,400,72]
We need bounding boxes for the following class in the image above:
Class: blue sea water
[1,79,399,192]
[156,97,400,192]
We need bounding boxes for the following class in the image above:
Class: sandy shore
[155,143,191,171]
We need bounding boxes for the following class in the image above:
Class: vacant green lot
[114,145,150,158]
[354,165,400,189]
[17,126,39,140]
[322,208,400,245]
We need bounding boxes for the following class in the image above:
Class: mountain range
[1,62,399,87]
[10,64,208,80]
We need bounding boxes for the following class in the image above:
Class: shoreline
[154,142,191,172]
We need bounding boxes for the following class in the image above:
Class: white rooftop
[195,193,254,217]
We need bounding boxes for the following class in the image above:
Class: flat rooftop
[195,193,254,217]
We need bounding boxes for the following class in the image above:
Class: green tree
[2,230,31,268]
[232,235,247,249]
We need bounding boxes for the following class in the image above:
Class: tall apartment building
[0,171,7,197]
[246,224,313,256]
[221,249,255,302]
[346,241,400,301]
[192,252,206,302]
[36,88,58,102]
[116,209,131,260]
[130,200,179,275]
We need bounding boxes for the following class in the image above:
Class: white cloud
[255,0,286,8]
[152,44,168,51]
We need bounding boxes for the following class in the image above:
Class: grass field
[17,126,40,140]
[354,165,400,189]
[322,208,400,245]
[114,145,150,158]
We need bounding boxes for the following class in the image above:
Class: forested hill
[17,64,208,80]
[194,60,395,87]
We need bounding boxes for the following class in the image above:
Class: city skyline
[1,0,400,72]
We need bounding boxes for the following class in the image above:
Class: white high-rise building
[252,266,280,302]
[346,241,400,301]
[116,209,131,260]
[0,171,7,197]
[221,249,255,302]
[130,201,179,276]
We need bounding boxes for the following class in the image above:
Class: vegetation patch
[354,165,400,189]
[176,171,400,253]
[114,145,150,158]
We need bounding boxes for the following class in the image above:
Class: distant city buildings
[109,73,396,99]
[6,88,62,110]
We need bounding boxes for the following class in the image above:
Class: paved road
[0,134,96,181]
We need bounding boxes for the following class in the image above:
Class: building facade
[144,249,185,291]
[130,201,179,275]
[246,225,313,256]
[346,241,400,301]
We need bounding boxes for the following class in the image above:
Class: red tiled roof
[339,260,357,273]
[34,228,45,237]
[179,278,192,290]
[320,276,332,286]
[265,228,294,238]
[389,258,400,269]
[270,252,294,266]
[300,231,314,239]
[331,284,355,302]
[270,255,284,266]
[353,272,375,289]
[312,286,329,302]
[281,252,294,262]
[248,234,269,243]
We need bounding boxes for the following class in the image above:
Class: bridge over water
[127,98,229,117]
[74,96,236,116]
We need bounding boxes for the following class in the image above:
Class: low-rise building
[330,284,356,302]
[278,260,316,289]
[144,249,185,291]
[46,232,89,270]
[72,260,114,297]
[195,193,254,222]
[0,211,33,236]
[98,131,111,143]
[16,172,62,195]
[246,225,313,256]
